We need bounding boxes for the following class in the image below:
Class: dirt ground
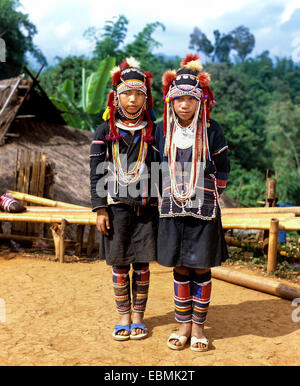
[0,254,299,367]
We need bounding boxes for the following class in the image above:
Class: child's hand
[96,208,110,236]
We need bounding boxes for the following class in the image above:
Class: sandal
[167,333,189,350]
[130,323,148,340]
[112,324,131,341]
[190,336,209,352]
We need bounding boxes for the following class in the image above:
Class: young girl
[155,54,230,351]
[90,58,157,341]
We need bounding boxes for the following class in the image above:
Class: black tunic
[155,120,230,268]
[90,121,157,266]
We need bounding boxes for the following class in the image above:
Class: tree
[213,30,233,64]
[84,15,129,63]
[0,0,46,79]
[230,26,255,62]
[189,27,214,61]
[124,22,165,65]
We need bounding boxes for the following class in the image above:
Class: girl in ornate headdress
[155,54,230,351]
[90,58,157,341]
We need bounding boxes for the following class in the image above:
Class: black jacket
[90,122,157,211]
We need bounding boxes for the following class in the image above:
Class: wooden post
[267,218,279,274]
[75,225,85,256]
[50,219,67,263]
[87,226,96,256]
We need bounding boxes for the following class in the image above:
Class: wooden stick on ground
[50,219,67,263]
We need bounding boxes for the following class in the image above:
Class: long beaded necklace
[168,100,203,205]
[112,126,148,189]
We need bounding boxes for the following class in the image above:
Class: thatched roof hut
[0,73,93,208]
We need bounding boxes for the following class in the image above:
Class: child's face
[119,90,146,116]
[173,96,198,124]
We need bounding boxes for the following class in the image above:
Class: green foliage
[50,57,115,131]
[84,15,129,64]
[0,0,46,79]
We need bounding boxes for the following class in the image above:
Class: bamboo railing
[1,191,94,263]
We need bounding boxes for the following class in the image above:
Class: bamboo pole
[222,213,295,219]
[25,206,90,213]
[211,266,300,300]
[221,217,300,231]
[267,218,279,273]
[6,190,89,209]
[222,207,300,215]
[221,218,285,230]
[0,211,96,225]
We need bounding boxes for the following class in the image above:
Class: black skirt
[157,209,228,268]
[99,204,158,266]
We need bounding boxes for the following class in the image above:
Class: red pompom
[120,60,130,69]
[198,72,211,88]
[180,53,200,67]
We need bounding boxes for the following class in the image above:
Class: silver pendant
[173,127,195,149]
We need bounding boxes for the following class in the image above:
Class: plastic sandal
[130,323,148,340]
[190,336,209,352]
[112,324,131,341]
[167,333,189,350]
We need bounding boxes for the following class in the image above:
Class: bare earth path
[0,256,299,366]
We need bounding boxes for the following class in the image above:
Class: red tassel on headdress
[162,70,177,98]
[111,70,121,87]
[141,71,154,143]
[105,90,119,141]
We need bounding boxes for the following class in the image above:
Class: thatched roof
[0,72,93,208]
[0,72,65,146]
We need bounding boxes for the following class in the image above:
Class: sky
[18,0,300,67]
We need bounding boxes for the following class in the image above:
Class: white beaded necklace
[168,101,202,205]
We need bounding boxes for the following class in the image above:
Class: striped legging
[112,263,150,314]
[174,269,212,324]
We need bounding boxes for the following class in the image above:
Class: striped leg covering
[173,270,193,323]
[132,263,150,313]
[191,270,212,325]
[112,265,131,314]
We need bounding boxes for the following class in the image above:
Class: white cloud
[279,0,300,24]
[255,27,272,37]
[54,22,72,38]
[18,0,61,22]
[18,0,300,64]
